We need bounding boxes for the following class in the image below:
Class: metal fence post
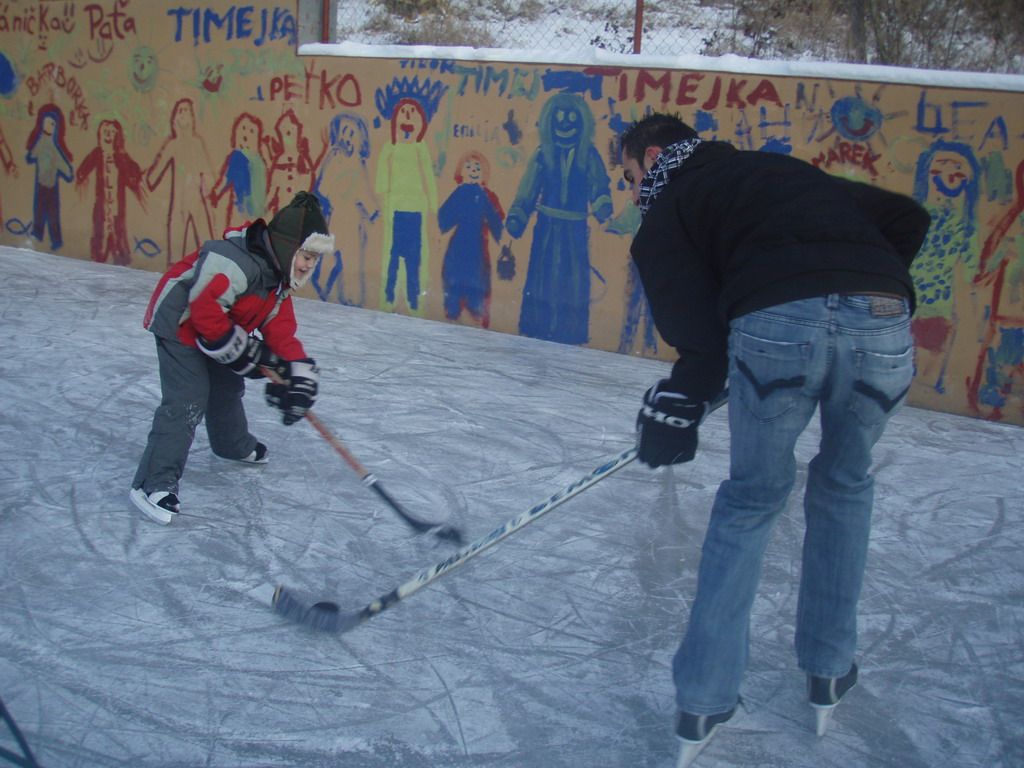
[633,0,644,54]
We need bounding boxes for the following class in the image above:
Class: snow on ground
[0,246,1022,767]
[333,0,734,58]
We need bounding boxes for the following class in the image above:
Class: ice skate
[237,441,269,465]
[808,663,858,736]
[675,706,735,768]
[129,488,179,525]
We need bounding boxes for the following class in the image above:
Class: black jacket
[630,141,930,400]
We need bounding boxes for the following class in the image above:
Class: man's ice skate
[129,488,179,525]
[808,663,858,736]
[674,706,735,768]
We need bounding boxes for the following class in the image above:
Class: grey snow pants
[132,335,258,495]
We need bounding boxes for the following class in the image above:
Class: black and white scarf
[637,138,703,218]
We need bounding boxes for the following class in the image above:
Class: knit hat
[267,192,334,290]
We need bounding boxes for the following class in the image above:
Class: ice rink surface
[1,247,1021,767]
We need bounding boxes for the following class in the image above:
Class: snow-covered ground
[1,246,1022,767]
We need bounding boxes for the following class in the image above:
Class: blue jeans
[673,294,914,715]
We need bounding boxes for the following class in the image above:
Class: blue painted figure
[25,104,74,250]
[209,113,270,231]
[438,150,505,328]
[506,93,613,344]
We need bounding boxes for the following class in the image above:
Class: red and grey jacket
[142,221,307,361]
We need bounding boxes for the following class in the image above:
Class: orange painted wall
[1,0,1022,424]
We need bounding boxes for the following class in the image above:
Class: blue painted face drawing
[553,106,581,148]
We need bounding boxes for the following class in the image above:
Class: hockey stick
[262,366,464,545]
[271,446,638,633]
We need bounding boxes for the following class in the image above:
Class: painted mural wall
[1,0,1023,425]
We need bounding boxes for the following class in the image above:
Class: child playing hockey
[130,191,335,524]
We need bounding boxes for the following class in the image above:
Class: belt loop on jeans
[826,293,840,309]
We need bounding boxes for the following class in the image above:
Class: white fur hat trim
[300,232,335,256]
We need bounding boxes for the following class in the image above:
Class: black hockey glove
[265,358,319,425]
[197,325,279,378]
[635,380,710,468]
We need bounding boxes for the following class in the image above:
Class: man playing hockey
[620,113,930,766]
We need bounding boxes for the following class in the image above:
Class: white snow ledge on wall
[300,41,1024,93]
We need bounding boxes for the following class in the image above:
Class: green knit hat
[267,192,333,289]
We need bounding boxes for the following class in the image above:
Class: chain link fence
[324,0,1022,74]
[332,0,712,58]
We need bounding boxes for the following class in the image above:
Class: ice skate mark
[860,608,898,659]
[456,593,597,646]
[949,627,981,665]
[428,660,469,755]
[921,499,1005,579]
[70,482,106,558]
